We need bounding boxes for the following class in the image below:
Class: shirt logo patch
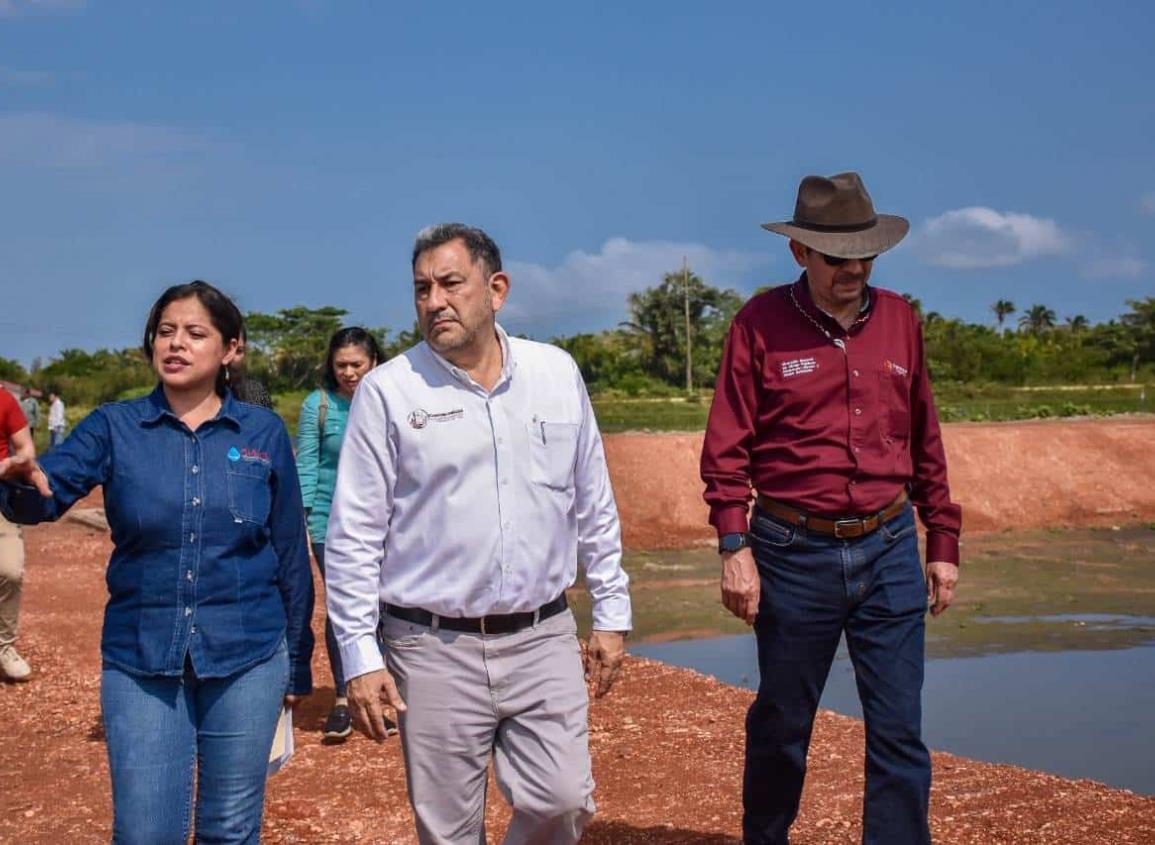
[884,360,909,377]
[229,446,269,463]
[408,408,464,430]
[780,357,819,379]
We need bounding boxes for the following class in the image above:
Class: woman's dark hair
[142,280,245,396]
[322,327,383,393]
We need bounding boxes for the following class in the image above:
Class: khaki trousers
[380,607,595,845]
[0,511,25,650]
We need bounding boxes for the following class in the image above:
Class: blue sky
[2,1,1153,366]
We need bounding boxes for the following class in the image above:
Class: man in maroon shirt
[701,172,961,845]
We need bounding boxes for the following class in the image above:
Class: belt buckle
[479,616,488,636]
[833,518,860,539]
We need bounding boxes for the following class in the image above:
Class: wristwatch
[718,532,749,554]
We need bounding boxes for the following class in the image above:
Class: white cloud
[0,67,57,86]
[1082,257,1147,280]
[0,112,218,168]
[912,207,1070,269]
[1141,193,1155,216]
[500,237,771,336]
[0,0,85,17]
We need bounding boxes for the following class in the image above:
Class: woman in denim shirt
[296,327,382,742]
[0,281,314,844]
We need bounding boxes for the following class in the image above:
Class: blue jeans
[49,427,65,448]
[311,542,346,698]
[100,642,289,844]
[744,503,931,845]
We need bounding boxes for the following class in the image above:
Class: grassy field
[932,382,1153,423]
[589,383,1154,433]
[568,525,1155,659]
[39,382,1152,444]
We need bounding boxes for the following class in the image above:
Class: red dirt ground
[606,417,1155,549]
[3,419,1155,843]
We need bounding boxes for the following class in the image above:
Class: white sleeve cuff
[340,634,386,681]
[590,593,633,633]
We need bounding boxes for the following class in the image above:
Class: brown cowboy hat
[761,172,909,258]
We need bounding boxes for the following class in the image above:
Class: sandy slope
[605,417,1155,549]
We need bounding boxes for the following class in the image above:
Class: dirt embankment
[605,417,1155,549]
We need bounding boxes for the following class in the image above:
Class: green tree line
[4,278,1154,406]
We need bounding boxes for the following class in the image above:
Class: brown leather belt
[754,490,909,539]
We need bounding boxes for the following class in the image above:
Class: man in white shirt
[325,223,632,845]
[47,393,65,448]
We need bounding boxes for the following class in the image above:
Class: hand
[584,630,626,698]
[0,455,52,497]
[720,547,760,625]
[926,560,959,616]
[347,668,407,742]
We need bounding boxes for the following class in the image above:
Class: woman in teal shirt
[297,327,382,742]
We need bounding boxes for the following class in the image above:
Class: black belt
[383,593,568,635]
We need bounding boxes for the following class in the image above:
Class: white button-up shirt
[325,325,632,681]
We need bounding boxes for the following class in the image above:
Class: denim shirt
[0,387,314,694]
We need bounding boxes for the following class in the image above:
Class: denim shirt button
[191,465,200,474]
[191,497,201,507]
[185,607,192,616]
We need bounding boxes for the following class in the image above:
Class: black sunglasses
[816,251,878,267]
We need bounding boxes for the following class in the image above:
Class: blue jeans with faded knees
[743,503,931,845]
[100,641,289,845]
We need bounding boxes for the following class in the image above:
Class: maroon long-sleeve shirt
[700,275,961,564]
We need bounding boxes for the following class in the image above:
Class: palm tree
[1065,315,1089,333]
[991,299,1015,328]
[1018,304,1057,335]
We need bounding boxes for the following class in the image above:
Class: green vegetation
[932,383,1151,422]
[591,383,1152,433]
[8,269,1155,433]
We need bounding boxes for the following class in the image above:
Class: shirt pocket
[226,462,273,525]
[525,421,580,491]
[877,370,911,443]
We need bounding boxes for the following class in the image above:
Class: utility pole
[683,256,693,395]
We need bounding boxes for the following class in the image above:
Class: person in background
[0,280,314,844]
[47,392,65,448]
[296,326,383,742]
[19,388,39,443]
[228,325,274,410]
[0,388,35,681]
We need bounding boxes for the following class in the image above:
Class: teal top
[296,388,351,544]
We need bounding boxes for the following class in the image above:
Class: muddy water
[601,527,1155,792]
[634,635,1155,795]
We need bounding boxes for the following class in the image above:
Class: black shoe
[383,715,399,737]
[322,705,353,742]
